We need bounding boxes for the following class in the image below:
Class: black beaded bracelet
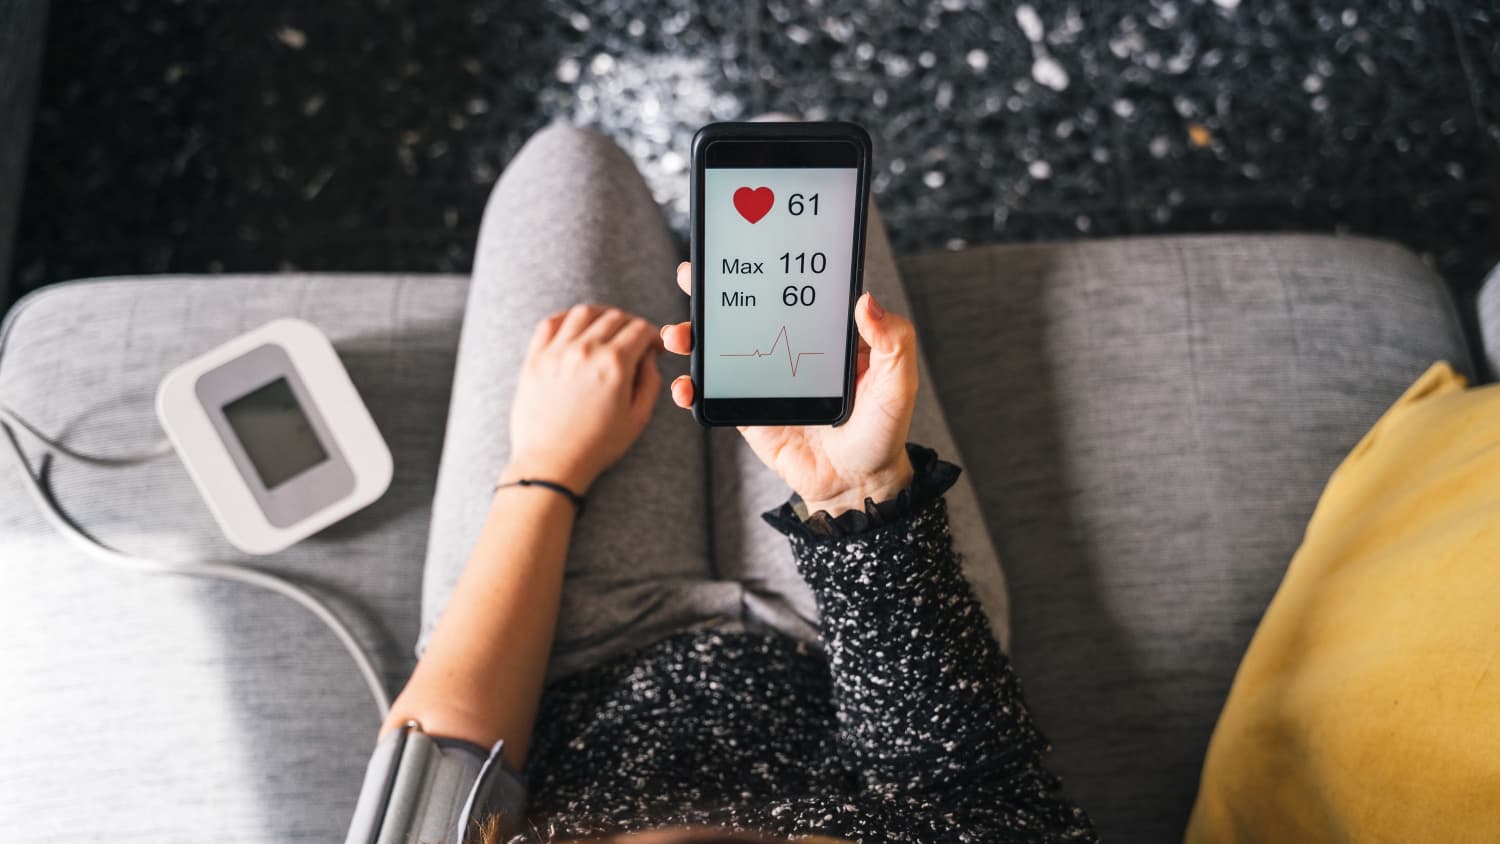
[494,478,586,516]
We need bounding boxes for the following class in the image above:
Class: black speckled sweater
[514,447,1096,843]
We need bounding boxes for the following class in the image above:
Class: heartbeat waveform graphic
[720,325,825,376]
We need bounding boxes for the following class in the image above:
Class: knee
[516,122,631,174]
[476,121,653,232]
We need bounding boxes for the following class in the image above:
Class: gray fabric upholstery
[897,234,1470,842]
[0,274,467,841]
[1479,260,1500,380]
[0,0,49,294]
[0,233,1470,841]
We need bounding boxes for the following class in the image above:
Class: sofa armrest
[0,273,468,840]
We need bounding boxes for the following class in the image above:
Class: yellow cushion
[1188,362,1500,844]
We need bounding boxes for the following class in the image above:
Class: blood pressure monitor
[156,319,392,555]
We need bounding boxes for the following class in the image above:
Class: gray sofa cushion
[0,274,467,841]
[897,234,1470,842]
[0,234,1471,841]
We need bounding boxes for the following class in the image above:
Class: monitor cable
[0,404,393,720]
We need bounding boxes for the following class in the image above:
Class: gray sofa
[2,236,1496,842]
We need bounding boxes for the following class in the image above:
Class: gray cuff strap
[344,722,529,844]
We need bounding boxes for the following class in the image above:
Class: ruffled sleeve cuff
[761,443,961,540]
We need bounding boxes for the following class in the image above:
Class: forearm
[803,503,1042,789]
[768,448,1056,795]
[382,470,575,769]
[803,512,1088,834]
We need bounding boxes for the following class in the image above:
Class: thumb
[851,291,918,429]
[853,291,915,365]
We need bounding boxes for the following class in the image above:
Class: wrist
[498,456,595,496]
[800,451,915,518]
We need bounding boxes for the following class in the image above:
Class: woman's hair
[472,815,797,844]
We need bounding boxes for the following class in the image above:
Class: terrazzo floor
[9,0,1500,309]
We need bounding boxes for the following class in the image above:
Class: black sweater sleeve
[763,445,1094,838]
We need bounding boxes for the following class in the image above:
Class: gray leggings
[419,124,1008,680]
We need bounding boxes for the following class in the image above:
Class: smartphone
[689,121,873,427]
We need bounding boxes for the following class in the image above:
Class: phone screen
[701,165,861,399]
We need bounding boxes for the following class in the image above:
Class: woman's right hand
[505,304,662,494]
[659,262,920,516]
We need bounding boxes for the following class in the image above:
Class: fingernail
[659,324,668,338]
[866,292,885,320]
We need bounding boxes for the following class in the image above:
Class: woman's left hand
[506,304,663,493]
[659,262,918,516]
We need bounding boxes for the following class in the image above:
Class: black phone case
[689,121,873,427]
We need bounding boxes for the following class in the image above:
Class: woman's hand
[506,304,663,493]
[660,262,917,516]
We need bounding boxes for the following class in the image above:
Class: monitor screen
[221,377,329,489]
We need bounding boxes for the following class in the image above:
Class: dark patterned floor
[9,0,1500,312]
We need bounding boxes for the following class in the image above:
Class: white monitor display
[221,377,330,490]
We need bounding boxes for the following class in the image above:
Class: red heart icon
[733,186,774,224]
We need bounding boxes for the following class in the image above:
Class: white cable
[0,405,174,466]
[1,409,392,720]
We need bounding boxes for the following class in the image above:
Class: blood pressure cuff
[344,722,528,844]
